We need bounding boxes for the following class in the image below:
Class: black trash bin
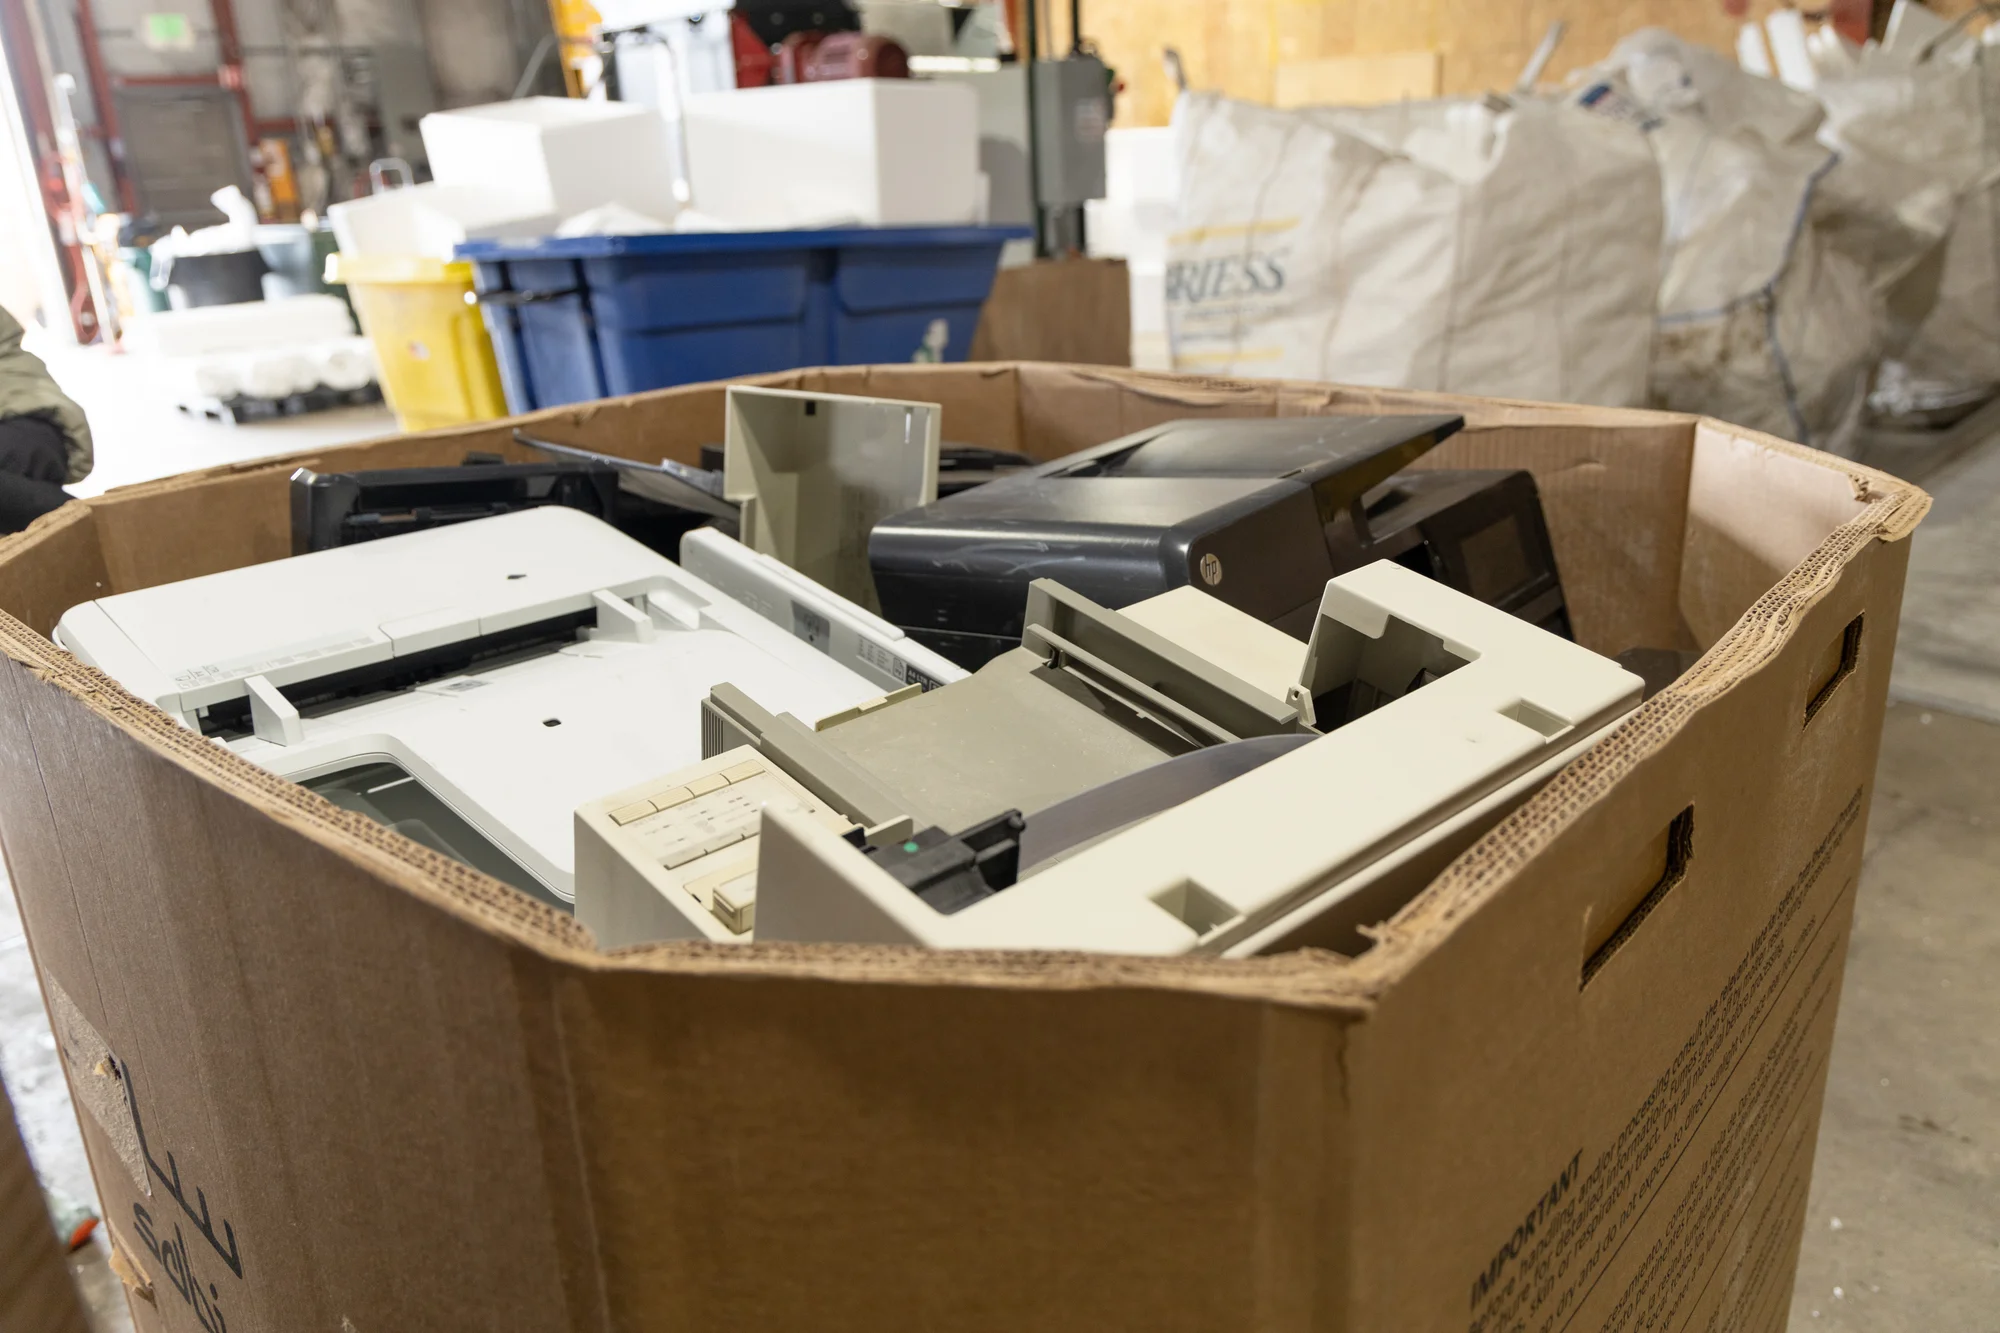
[162,249,269,308]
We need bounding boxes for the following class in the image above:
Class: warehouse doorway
[0,2,74,339]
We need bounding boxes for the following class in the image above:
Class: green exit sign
[140,13,195,52]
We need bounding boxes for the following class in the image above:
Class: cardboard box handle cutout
[1805,614,1865,724]
[1583,610,1864,985]
[1582,806,1696,988]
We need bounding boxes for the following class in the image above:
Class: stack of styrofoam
[328,183,558,260]
[424,97,680,227]
[121,297,380,409]
[680,80,981,228]
[329,98,680,259]
[145,337,380,408]
[120,295,355,357]
[1085,127,1177,370]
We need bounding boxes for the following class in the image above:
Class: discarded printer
[54,505,962,908]
[573,559,1643,953]
[292,455,620,553]
[867,414,1574,668]
[288,376,956,564]
[290,448,738,557]
[288,385,963,693]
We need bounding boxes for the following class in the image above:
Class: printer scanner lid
[56,507,676,716]
[1058,411,1461,488]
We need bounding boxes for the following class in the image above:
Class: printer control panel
[575,746,854,944]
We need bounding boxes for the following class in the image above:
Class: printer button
[650,785,694,810]
[722,760,764,784]
[685,850,757,908]
[700,828,747,856]
[710,873,757,935]
[609,799,657,826]
[686,773,729,797]
[660,843,707,870]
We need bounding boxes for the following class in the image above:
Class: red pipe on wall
[68,0,137,211]
[205,0,259,143]
[0,0,101,338]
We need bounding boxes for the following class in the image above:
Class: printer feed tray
[751,561,1642,955]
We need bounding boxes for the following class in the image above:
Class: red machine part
[802,31,909,81]
[774,30,823,84]
[732,12,775,88]
[773,30,910,84]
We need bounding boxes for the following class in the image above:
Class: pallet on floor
[176,383,384,425]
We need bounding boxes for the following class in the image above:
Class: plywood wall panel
[1093,0,1820,128]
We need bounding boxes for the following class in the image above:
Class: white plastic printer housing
[53,507,898,905]
[722,384,942,616]
[750,561,1645,955]
[679,526,963,694]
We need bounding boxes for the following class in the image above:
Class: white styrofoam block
[1104,126,1178,205]
[143,334,380,406]
[1084,198,1175,264]
[328,183,557,259]
[681,80,980,228]
[1736,23,1774,77]
[235,351,317,399]
[316,336,378,391]
[119,295,356,357]
[421,97,681,223]
[143,355,242,403]
[1763,10,1818,90]
[1089,128,1178,273]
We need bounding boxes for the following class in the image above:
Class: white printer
[54,506,954,907]
[574,559,1645,953]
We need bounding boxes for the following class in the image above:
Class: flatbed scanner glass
[303,761,562,908]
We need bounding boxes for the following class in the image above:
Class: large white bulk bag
[1817,45,2000,412]
[1577,30,1949,453]
[1164,91,1663,408]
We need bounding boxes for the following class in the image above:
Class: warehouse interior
[0,1,1994,1330]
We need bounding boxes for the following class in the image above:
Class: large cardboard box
[0,364,1927,1331]
[0,1076,90,1333]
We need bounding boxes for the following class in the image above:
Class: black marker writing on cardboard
[134,1203,229,1332]
[115,1055,244,1279]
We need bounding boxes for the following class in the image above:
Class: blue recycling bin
[458,225,1029,414]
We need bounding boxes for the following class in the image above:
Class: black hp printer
[868,414,1573,669]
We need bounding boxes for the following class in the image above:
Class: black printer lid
[908,474,1286,527]
[1057,413,1461,478]
[1046,413,1463,526]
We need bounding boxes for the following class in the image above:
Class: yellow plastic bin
[326,253,507,432]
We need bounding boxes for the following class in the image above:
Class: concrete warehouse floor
[0,346,1994,1329]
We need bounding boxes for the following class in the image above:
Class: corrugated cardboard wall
[1342,520,1913,1327]
[0,365,1925,1330]
[0,365,1704,657]
[1072,0,1821,128]
[17,365,1693,659]
[0,654,589,1331]
[0,1076,90,1333]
